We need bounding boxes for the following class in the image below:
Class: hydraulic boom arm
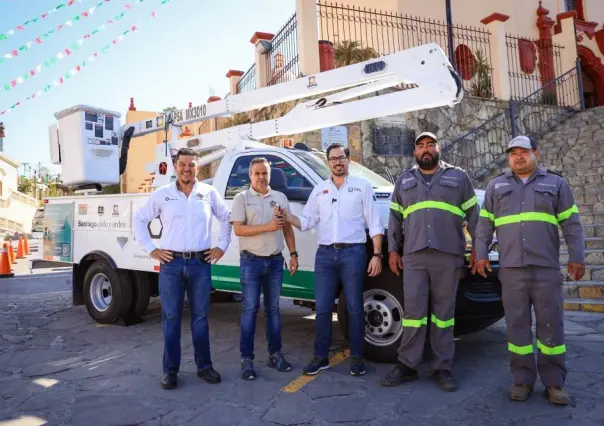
[131,43,463,186]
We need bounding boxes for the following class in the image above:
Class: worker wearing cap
[473,135,585,405]
[379,131,479,392]
[230,157,298,380]
[277,143,384,377]
[133,147,232,390]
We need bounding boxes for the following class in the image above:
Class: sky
[0,0,296,177]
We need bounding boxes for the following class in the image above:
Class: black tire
[211,291,234,303]
[129,271,151,316]
[337,266,405,363]
[83,260,133,324]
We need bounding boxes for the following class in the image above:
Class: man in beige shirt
[230,157,298,380]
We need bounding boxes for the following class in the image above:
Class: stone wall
[360,95,510,178]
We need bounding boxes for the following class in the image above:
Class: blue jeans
[314,244,367,359]
[159,256,212,374]
[240,251,284,360]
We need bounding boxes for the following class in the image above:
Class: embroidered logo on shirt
[494,182,511,190]
[269,200,277,207]
[401,177,415,185]
[348,187,361,192]
[537,183,556,188]
[196,192,210,201]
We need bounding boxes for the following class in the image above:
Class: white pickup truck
[40,141,503,362]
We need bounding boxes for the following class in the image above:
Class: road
[1,271,604,426]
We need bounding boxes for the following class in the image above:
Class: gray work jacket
[475,167,585,268]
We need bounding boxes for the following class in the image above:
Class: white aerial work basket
[49,104,122,189]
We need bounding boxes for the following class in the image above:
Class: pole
[446,0,456,70]
[576,58,585,110]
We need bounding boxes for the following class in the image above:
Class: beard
[416,152,440,170]
[332,165,346,176]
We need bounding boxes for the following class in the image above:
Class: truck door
[212,152,317,300]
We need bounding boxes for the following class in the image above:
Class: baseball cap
[415,131,438,144]
[506,135,537,152]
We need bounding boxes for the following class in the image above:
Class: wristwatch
[290,251,298,257]
[372,252,383,259]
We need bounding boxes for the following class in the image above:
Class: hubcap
[364,289,404,347]
[90,273,112,312]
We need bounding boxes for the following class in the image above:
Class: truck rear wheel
[337,268,405,363]
[83,260,133,324]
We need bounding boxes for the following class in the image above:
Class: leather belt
[241,250,282,259]
[319,243,364,249]
[171,251,207,260]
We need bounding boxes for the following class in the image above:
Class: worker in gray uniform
[379,132,479,392]
[473,135,585,405]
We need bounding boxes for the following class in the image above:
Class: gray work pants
[499,266,567,388]
[397,249,463,371]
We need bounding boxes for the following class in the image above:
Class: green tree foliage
[335,40,379,67]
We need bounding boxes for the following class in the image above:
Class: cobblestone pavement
[1,273,604,426]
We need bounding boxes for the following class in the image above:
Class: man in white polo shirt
[277,143,384,377]
[133,147,232,390]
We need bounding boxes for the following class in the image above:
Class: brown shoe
[432,370,457,392]
[509,384,532,401]
[546,387,569,405]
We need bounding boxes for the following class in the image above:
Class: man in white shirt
[133,147,232,390]
[276,143,384,377]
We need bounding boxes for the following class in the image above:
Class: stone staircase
[539,106,604,313]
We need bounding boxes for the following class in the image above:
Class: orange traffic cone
[4,243,10,263]
[6,241,15,265]
[16,237,25,259]
[24,234,30,255]
[0,246,14,278]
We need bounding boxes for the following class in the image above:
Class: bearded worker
[379,132,479,392]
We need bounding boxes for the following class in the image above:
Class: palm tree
[335,40,379,67]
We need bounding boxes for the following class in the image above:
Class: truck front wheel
[337,268,405,363]
[83,260,133,324]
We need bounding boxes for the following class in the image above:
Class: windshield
[290,150,392,189]
[34,209,44,219]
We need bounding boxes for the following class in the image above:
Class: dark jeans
[159,256,212,374]
[239,251,284,360]
[314,244,367,359]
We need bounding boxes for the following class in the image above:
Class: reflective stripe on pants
[499,266,567,388]
[397,249,461,371]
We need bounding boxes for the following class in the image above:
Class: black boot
[378,363,418,387]
[432,370,457,392]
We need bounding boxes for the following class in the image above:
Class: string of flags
[0,1,146,93]
[0,0,172,116]
[0,0,119,65]
[0,0,90,42]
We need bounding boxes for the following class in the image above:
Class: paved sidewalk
[1,272,604,425]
